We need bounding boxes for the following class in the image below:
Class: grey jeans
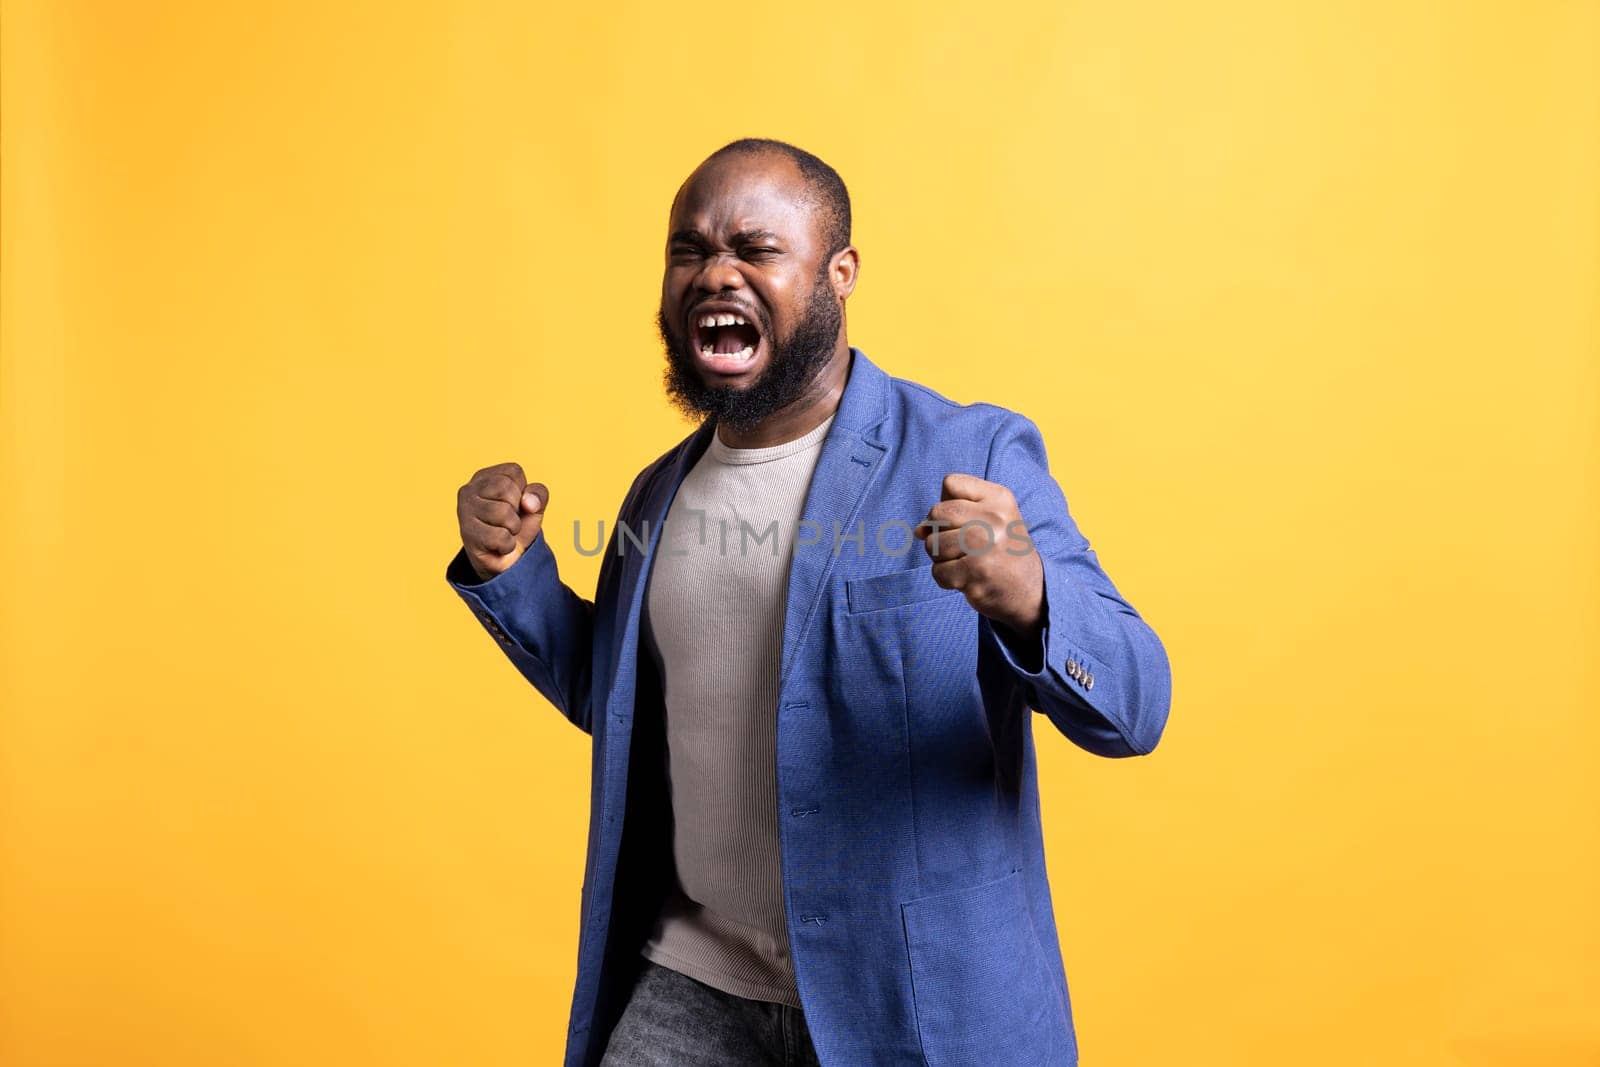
[599,958,824,1066]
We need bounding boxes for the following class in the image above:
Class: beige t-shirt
[637,411,836,1007]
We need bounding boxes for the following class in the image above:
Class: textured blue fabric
[445,348,1172,1066]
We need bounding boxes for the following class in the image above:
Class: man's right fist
[457,462,548,582]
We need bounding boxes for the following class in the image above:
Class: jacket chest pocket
[844,564,962,614]
[900,869,1054,1065]
[843,566,974,677]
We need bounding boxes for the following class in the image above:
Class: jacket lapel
[607,417,716,712]
[778,347,892,691]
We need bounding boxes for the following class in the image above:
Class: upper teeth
[697,312,748,328]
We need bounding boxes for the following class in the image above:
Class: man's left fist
[912,473,1044,640]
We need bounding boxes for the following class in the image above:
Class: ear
[830,245,860,299]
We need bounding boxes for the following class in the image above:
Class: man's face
[656,154,843,432]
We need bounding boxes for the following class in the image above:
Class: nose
[694,253,746,293]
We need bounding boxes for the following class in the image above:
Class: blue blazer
[446,347,1172,1066]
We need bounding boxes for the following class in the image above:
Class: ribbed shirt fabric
[637,411,836,1008]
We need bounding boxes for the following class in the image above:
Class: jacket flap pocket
[846,566,959,614]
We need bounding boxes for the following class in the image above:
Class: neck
[716,343,853,449]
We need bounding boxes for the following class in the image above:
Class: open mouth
[690,309,764,374]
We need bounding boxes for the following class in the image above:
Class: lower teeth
[702,345,755,361]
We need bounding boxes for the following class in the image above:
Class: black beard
[656,269,842,434]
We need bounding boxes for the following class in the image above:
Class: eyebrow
[669,228,783,246]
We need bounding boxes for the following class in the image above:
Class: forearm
[445,529,598,733]
[982,411,1173,757]
[986,550,1172,756]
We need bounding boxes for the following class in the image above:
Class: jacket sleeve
[445,517,621,736]
[979,411,1173,757]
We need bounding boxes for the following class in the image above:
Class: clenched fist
[457,462,549,582]
[913,472,1044,640]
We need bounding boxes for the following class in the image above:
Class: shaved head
[687,138,851,259]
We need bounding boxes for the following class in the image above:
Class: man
[446,138,1172,1066]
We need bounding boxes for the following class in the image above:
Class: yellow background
[3,2,1596,1064]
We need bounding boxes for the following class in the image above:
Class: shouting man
[447,138,1172,1066]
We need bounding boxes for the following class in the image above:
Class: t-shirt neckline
[708,412,837,466]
